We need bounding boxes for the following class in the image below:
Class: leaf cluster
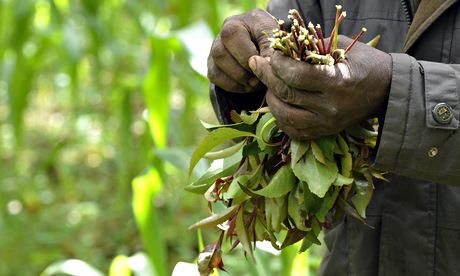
[187,107,385,275]
[187,7,386,276]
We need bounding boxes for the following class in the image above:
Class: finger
[271,51,344,91]
[266,91,318,130]
[220,18,259,70]
[248,55,278,88]
[249,55,326,112]
[211,36,260,87]
[207,57,250,93]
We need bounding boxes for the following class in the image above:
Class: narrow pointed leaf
[256,113,278,148]
[315,136,336,161]
[189,128,255,176]
[235,207,255,261]
[290,139,309,165]
[311,141,326,164]
[351,179,374,218]
[345,124,378,140]
[189,205,239,230]
[204,141,245,160]
[333,174,354,186]
[281,228,306,249]
[315,188,340,223]
[230,110,260,125]
[186,151,242,194]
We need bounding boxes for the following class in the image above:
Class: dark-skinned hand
[207,9,278,93]
[248,35,392,140]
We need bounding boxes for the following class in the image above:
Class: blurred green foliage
[0,0,323,275]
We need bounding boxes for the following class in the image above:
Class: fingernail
[249,77,259,87]
[249,56,257,72]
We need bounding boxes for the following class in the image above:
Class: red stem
[326,13,346,54]
[345,28,367,53]
[316,26,326,55]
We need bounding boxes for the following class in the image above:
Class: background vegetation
[0,0,322,275]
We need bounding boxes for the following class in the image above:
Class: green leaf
[302,182,322,215]
[315,188,340,223]
[304,230,321,246]
[351,179,374,218]
[280,228,306,249]
[299,238,313,252]
[227,165,262,204]
[337,197,367,224]
[200,119,243,130]
[311,141,326,164]
[242,141,261,157]
[189,205,239,230]
[337,133,349,153]
[256,113,278,148]
[345,124,378,140]
[333,174,354,186]
[189,127,255,176]
[288,187,308,231]
[186,150,242,194]
[250,106,270,114]
[341,153,353,178]
[226,175,251,204]
[254,165,296,197]
[270,196,288,232]
[235,207,255,261]
[315,136,337,161]
[290,139,310,165]
[337,135,353,177]
[370,170,389,182]
[204,141,245,160]
[293,150,338,198]
[230,110,260,125]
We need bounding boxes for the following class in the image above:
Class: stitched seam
[395,58,413,167]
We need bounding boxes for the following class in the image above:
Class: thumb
[258,35,275,58]
[248,55,274,87]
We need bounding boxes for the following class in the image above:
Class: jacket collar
[403,0,458,52]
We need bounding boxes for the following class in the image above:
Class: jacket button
[432,103,453,124]
[428,147,438,158]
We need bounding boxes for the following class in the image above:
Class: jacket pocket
[421,61,459,130]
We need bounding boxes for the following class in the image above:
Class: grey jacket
[211,0,460,275]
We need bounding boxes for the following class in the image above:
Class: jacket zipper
[401,0,413,25]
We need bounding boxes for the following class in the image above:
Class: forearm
[210,84,265,124]
[374,53,460,185]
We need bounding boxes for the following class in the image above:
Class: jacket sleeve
[210,0,321,124]
[373,53,460,185]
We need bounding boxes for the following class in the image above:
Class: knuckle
[326,105,339,118]
[222,15,238,26]
[220,20,242,40]
[207,59,219,81]
[247,9,263,18]
[210,40,226,60]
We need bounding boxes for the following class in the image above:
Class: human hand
[248,35,392,140]
[207,9,278,93]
